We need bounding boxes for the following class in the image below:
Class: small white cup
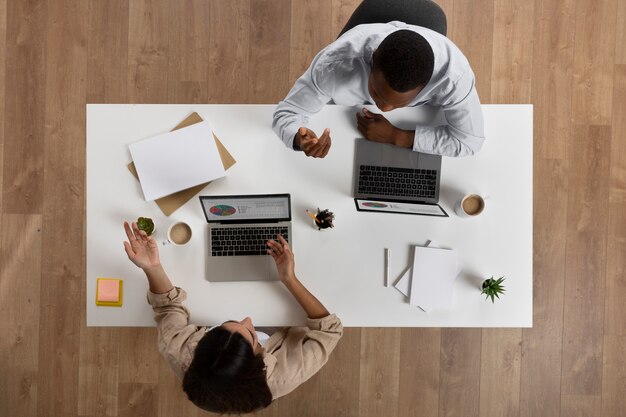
[454,194,486,218]
[161,221,192,246]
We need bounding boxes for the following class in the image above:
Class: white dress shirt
[272,21,485,157]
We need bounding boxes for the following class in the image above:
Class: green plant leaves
[481,276,506,303]
[137,217,155,236]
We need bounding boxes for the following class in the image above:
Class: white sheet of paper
[395,266,433,313]
[128,121,226,201]
[409,246,458,310]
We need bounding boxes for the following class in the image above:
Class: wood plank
[531,0,575,159]
[318,328,361,417]
[561,394,602,417]
[617,0,626,64]
[571,0,617,125]
[601,64,626,416]
[519,158,568,417]
[447,0,494,102]
[118,383,159,417]
[166,0,210,103]
[86,0,129,103]
[207,0,250,103]
[276,372,321,417]
[157,357,200,417]
[398,329,441,417]
[359,328,401,417]
[2,0,46,214]
[128,0,170,103]
[330,0,361,38]
[0,214,42,417]
[561,126,611,398]
[37,1,88,415]
[289,0,332,87]
[248,0,291,103]
[439,329,481,417]
[0,0,6,211]
[77,328,120,417]
[491,0,534,103]
[118,328,160,383]
[479,329,522,417]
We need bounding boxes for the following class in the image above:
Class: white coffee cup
[454,194,486,218]
[162,221,192,246]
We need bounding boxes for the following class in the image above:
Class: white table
[86,104,532,327]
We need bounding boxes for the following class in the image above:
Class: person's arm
[266,235,330,318]
[356,76,485,157]
[272,52,333,153]
[123,222,198,378]
[265,235,342,399]
[123,221,173,293]
[410,76,485,157]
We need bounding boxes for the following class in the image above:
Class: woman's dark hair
[373,30,434,92]
[182,326,272,414]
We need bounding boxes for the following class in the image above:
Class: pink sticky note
[97,280,120,302]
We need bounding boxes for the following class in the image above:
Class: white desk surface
[86,104,532,327]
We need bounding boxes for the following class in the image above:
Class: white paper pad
[128,121,226,201]
[394,241,459,312]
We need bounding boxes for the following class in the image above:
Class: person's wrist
[393,128,414,148]
[281,272,297,284]
[143,263,163,274]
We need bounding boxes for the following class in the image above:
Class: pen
[385,248,390,287]
[306,210,320,224]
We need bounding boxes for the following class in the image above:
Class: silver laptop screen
[200,194,291,223]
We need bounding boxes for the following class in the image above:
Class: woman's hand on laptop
[267,234,295,283]
[295,127,332,158]
[123,221,161,271]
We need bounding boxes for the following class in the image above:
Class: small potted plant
[481,276,506,303]
[137,217,155,236]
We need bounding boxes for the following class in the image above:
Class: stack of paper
[394,242,459,312]
[128,121,226,201]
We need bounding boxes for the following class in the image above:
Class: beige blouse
[147,287,343,399]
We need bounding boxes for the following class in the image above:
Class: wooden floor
[0,0,624,416]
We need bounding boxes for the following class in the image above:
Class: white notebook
[409,245,459,310]
[394,241,460,312]
[129,121,226,201]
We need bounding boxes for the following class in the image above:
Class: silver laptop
[353,140,447,217]
[199,194,292,282]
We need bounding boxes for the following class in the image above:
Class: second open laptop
[353,139,448,217]
[199,194,292,282]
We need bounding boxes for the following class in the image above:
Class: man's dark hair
[373,30,434,92]
[182,327,272,414]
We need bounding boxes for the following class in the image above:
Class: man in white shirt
[272,21,485,158]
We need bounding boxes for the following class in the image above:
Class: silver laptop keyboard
[358,165,438,199]
[211,226,289,256]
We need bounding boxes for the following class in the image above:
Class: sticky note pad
[96,278,123,307]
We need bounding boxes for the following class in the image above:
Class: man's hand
[356,109,414,148]
[123,221,161,271]
[267,234,295,283]
[294,127,332,158]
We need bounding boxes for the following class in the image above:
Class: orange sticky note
[96,278,123,307]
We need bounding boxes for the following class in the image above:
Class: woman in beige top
[122,222,343,414]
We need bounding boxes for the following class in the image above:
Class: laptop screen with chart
[199,194,292,282]
[200,194,291,223]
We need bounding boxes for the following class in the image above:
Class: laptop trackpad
[208,256,271,282]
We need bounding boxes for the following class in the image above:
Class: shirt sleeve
[146,287,200,378]
[412,75,485,157]
[265,313,343,398]
[272,54,334,150]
